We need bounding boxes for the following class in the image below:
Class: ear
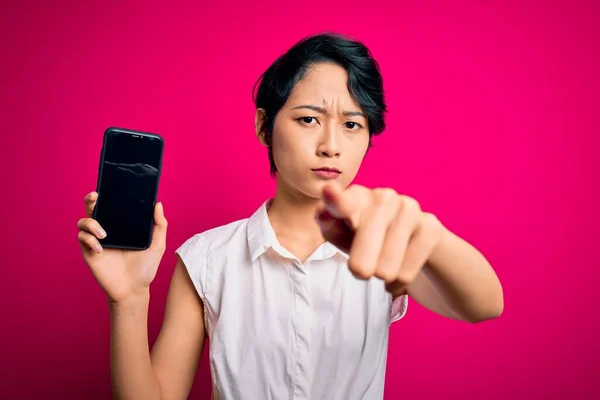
[255,108,268,146]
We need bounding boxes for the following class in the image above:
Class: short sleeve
[390,294,408,324]
[175,233,208,301]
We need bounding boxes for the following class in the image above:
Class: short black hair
[252,32,388,176]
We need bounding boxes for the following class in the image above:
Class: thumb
[151,202,168,248]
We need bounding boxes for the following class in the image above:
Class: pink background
[1,1,598,399]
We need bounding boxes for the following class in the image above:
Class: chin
[279,172,346,200]
[302,184,325,200]
[301,178,340,199]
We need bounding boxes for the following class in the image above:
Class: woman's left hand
[316,182,446,295]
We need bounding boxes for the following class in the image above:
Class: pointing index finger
[321,182,369,230]
[322,182,349,216]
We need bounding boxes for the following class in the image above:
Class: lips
[312,167,341,179]
[312,167,341,173]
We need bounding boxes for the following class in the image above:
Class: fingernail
[95,244,103,253]
[97,229,106,238]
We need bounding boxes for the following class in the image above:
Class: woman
[77,33,504,400]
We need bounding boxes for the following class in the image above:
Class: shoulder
[178,199,269,256]
[175,217,251,296]
[178,217,250,256]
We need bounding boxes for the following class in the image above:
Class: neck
[267,179,324,243]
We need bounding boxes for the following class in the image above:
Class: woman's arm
[404,227,504,323]
[109,259,206,400]
[315,182,503,324]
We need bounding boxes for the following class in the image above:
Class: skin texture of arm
[109,259,206,400]
[405,228,504,323]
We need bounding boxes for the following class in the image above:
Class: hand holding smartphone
[76,127,167,303]
[94,127,164,250]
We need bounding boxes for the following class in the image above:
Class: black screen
[94,129,163,249]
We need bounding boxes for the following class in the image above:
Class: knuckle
[348,262,372,280]
[353,270,372,280]
[350,184,372,200]
[77,230,88,242]
[421,212,441,232]
[348,183,365,191]
[78,218,94,230]
[376,269,397,284]
[401,196,421,212]
[78,218,91,230]
[346,184,363,196]
[373,188,397,204]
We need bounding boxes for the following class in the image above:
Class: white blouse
[176,200,408,400]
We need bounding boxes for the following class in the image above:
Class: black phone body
[93,127,164,250]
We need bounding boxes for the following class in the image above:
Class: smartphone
[93,127,164,250]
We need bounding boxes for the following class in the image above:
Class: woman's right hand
[77,192,168,304]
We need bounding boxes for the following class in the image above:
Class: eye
[298,117,318,125]
[344,121,363,130]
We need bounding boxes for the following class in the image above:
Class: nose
[316,125,341,158]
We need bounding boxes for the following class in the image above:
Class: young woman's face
[262,62,371,200]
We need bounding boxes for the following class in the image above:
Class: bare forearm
[424,228,504,322]
[109,291,162,400]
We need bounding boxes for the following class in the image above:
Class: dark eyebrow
[291,105,366,119]
[343,110,367,118]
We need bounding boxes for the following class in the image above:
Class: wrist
[108,289,150,314]
[426,223,452,270]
